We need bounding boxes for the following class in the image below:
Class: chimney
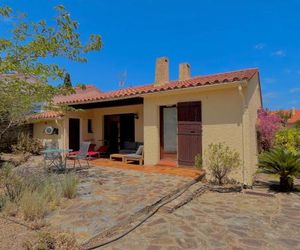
[155,57,169,85]
[179,63,191,81]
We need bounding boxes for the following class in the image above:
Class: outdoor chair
[43,141,60,169]
[67,141,91,168]
[123,145,144,165]
[68,143,101,158]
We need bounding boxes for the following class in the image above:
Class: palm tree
[258,147,300,191]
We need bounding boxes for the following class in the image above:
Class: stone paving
[46,166,189,243]
[102,191,300,250]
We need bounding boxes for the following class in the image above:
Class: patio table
[110,153,126,162]
[41,149,72,171]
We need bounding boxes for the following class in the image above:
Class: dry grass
[19,189,48,221]
[61,173,78,199]
[23,231,82,250]
[0,163,78,223]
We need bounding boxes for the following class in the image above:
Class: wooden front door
[177,101,202,166]
[69,118,80,151]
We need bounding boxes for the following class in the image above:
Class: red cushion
[87,151,99,156]
[69,151,79,155]
[88,144,96,152]
[97,145,109,153]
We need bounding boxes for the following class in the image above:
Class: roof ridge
[54,67,259,105]
[103,68,258,93]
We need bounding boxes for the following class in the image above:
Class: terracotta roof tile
[54,68,258,105]
[54,85,101,105]
[289,109,300,124]
[271,109,300,124]
[30,111,64,120]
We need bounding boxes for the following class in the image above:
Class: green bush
[275,128,300,154]
[258,147,300,191]
[61,173,78,199]
[194,154,203,169]
[12,133,43,155]
[204,142,241,185]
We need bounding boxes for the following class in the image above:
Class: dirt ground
[0,217,36,250]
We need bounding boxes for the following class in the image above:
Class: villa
[31,57,262,185]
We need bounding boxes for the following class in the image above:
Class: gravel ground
[0,217,36,250]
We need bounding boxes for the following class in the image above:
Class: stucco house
[31,57,262,185]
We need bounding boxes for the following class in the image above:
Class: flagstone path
[46,166,190,243]
[102,191,300,250]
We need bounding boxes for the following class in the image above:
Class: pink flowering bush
[256,109,282,151]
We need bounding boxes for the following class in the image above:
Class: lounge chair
[67,141,91,168]
[123,145,144,165]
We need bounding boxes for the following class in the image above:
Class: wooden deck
[89,158,205,179]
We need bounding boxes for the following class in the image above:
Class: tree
[0,4,102,143]
[63,73,72,88]
[256,109,282,151]
[258,147,300,191]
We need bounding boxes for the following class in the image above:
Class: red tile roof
[30,111,64,120]
[54,85,102,105]
[289,109,300,124]
[271,109,300,124]
[54,68,258,105]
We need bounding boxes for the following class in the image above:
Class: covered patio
[63,96,144,157]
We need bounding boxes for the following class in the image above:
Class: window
[88,119,93,133]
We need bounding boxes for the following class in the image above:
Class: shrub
[194,154,203,169]
[258,147,300,191]
[61,173,78,199]
[275,128,300,154]
[12,133,43,155]
[204,143,241,185]
[0,163,24,202]
[19,189,49,221]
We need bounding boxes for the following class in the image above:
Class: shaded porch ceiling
[69,97,143,109]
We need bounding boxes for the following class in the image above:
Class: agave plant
[258,147,300,191]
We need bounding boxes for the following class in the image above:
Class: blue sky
[1,0,300,110]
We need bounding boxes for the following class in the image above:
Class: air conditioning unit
[44,126,58,135]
